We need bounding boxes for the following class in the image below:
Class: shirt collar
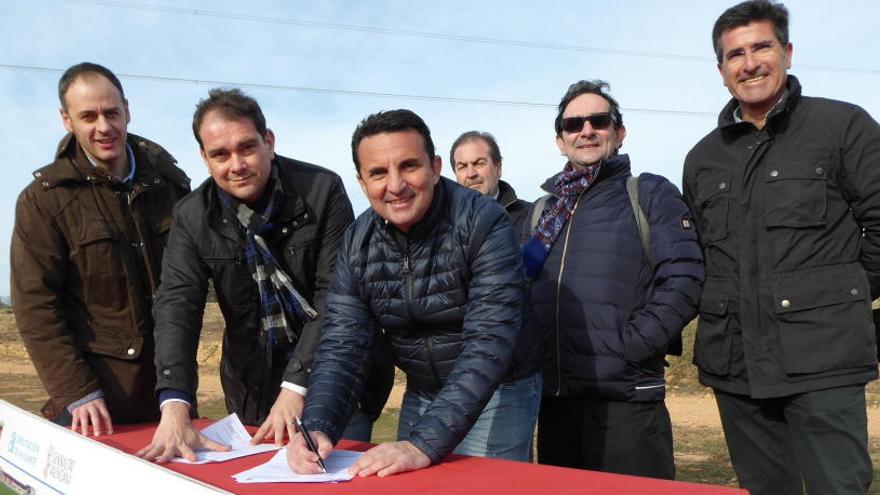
[732,89,788,124]
[84,142,137,185]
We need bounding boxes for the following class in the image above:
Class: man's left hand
[349,441,431,478]
[70,397,113,436]
[250,388,304,446]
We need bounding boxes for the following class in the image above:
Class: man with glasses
[522,80,703,478]
[683,1,880,493]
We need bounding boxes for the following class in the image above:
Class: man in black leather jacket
[289,109,542,477]
[137,88,392,463]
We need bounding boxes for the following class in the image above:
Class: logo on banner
[42,445,75,486]
[6,432,39,468]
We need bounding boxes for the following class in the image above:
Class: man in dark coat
[288,109,542,477]
[523,80,703,479]
[136,88,392,463]
[683,1,880,493]
[450,130,530,231]
[11,62,190,436]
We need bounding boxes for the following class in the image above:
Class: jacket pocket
[203,248,252,309]
[763,160,828,228]
[220,357,254,424]
[75,221,124,308]
[693,292,731,376]
[696,172,731,243]
[281,232,318,296]
[773,264,875,375]
[81,334,143,360]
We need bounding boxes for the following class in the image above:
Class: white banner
[0,400,229,495]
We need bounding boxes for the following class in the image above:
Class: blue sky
[1,0,878,297]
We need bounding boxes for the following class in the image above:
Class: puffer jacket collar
[372,176,451,240]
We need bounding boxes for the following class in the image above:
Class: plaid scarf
[522,160,602,279]
[216,168,317,345]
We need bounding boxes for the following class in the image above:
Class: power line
[56,0,880,76]
[0,63,717,117]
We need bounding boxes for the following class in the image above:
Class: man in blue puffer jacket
[288,109,543,477]
[523,81,704,479]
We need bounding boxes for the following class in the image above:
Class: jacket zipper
[396,231,414,319]
[554,191,585,396]
[402,253,413,304]
[425,336,443,389]
[126,188,156,297]
[398,231,442,388]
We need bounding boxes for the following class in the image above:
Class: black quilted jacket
[303,178,541,463]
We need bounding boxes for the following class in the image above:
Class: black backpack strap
[530,194,553,232]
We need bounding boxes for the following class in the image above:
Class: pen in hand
[294,416,327,474]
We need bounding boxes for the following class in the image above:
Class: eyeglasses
[560,112,614,133]
[723,40,779,65]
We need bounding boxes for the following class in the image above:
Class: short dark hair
[712,0,789,64]
[554,80,623,136]
[351,109,435,174]
[58,62,125,110]
[192,88,268,149]
[449,131,502,171]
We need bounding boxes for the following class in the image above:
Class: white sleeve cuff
[159,398,192,411]
[281,381,307,397]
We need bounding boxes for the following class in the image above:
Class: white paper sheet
[170,413,280,464]
[232,447,363,483]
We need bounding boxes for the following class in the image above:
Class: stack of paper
[170,413,280,464]
[233,447,363,483]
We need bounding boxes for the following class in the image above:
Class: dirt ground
[0,306,747,430]
[1,305,878,489]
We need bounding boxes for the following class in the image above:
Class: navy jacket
[527,154,704,402]
[303,178,540,463]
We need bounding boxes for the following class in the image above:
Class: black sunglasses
[560,112,614,133]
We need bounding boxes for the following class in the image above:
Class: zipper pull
[402,255,410,274]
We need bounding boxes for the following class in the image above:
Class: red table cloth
[98,421,747,495]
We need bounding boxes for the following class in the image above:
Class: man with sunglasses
[683,1,880,493]
[522,80,703,478]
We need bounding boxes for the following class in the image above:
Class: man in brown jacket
[10,62,190,435]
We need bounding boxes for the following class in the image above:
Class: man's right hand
[250,388,304,446]
[287,428,333,474]
[135,401,230,463]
